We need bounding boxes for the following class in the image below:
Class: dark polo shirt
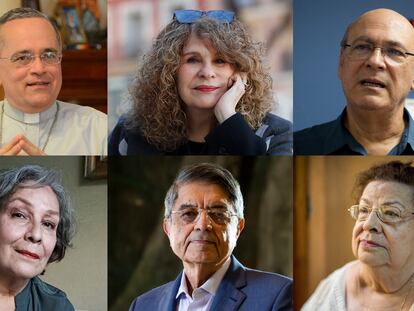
[15,277,74,311]
[294,108,414,155]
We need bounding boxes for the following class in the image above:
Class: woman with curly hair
[109,10,292,155]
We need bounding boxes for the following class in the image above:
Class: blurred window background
[108,0,292,132]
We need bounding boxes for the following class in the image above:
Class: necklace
[0,101,59,152]
[356,266,414,311]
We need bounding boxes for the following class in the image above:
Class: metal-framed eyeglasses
[170,208,238,225]
[173,10,235,24]
[342,41,414,65]
[348,204,414,224]
[0,50,62,67]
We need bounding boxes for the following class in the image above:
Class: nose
[194,210,213,231]
[198,62,216,79]
[362,209,382,233]
[365,47,386,69]
[25,222,42,243]
[29,56,46,74]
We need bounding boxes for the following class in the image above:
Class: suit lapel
[159,272,182,311]
[209,256,247,311]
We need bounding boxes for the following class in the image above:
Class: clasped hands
[214,73,248,124]
[0,134,46,155]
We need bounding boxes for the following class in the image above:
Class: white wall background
[0,157,107,311]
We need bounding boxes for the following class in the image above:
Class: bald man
[294,9,414,155]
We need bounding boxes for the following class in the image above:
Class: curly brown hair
[353,161,414,204]
[125,16,273,151]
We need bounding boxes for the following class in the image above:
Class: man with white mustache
[129,163,292,311]
[0,7,106,155]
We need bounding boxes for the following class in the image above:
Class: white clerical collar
[3,99,57,124]
[176,257,231,299]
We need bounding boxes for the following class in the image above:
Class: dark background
[108,156,293,311]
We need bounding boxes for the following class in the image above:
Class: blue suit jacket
[129,256,292,311]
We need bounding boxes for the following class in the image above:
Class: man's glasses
[348,204,414,224]
[173,10,235,24]
[343,41,414,65]
[0,50,62,67]
[170,208,238,225]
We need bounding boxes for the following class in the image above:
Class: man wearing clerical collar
[129,163,292,311]
[0,7,106,155]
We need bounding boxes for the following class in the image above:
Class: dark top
[294,108,414,155]
[129,256,292,311]
[15,277,74,311]
[109,112,292,155]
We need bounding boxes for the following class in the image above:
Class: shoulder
[129,280,176,310]
[232,264,292,310]
[244,267,292,289]
[257,113,293,155]
[262,113,292,133]
[301,262,355,311]
[57,101,107,122]
[109,117,162,155]
[294,119,338,141]
[293,119,338,155]
[30,277,75,310]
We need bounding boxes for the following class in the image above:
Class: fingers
[240,72,248,87]
[229,73,249,90]
[0,135,24,155]
[19,137,46,155]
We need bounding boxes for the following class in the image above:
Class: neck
[358,262,414,294]
[345,106,405,155]
[0,275,29,299]
[185,108,217,142]
[5,98,52,114]
[183,261,224,296]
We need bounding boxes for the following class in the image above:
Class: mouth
[27,81,50,87]
[16,249,40,260]
[360,79,386,89]
[360,239,384,248]
[194,85,220,92]
[191,240,214,244]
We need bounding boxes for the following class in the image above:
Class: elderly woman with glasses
[109,10,292,155]
[0,165,75,310]
[302,161,414,311]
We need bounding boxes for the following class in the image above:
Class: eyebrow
[360,198,406,208]
[12,48,59,55]
[351,36,407,49]
[382,201,406,209]
[206,203,228,210]
[177,203,198,210]
[8,197,60,217]
[181,50,201,57]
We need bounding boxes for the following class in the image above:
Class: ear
[236,218,245,237]
[162,217,170,237]
[338,49,345,81]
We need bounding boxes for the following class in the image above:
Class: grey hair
[164,163,244,219]
[0,165,75,263]
[0,7,62,50]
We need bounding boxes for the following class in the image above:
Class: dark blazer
[109,113,292,155]
[129,256,292,311]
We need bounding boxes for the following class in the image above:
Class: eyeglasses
[170,208,238,225]
[173,10,235,24]
[0,51,62,67]
[342,42,414,64]
[348,204,414,224]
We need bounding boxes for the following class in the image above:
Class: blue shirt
[294,108,414,155]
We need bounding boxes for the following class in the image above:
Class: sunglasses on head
[173,10,235,24]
